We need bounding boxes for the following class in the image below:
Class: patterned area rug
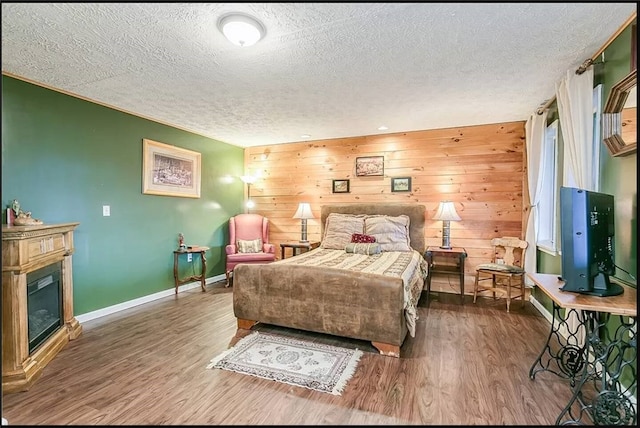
[207,332,363,395]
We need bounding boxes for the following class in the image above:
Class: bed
[232,203,428,357]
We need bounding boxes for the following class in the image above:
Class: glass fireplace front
[26,261,63,353]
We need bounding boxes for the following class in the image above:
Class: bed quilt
[277,248,428,336]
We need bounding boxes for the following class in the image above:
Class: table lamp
[293,203,314,242]
[433,201,461,249]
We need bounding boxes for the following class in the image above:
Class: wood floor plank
[2,283,576,425]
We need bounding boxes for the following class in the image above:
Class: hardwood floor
[1,282,575,425]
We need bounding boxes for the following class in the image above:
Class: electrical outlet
[102,205,110,216]
[187,253,192,262]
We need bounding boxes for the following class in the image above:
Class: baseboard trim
[529,294,576,341]
[75,274,226,324]
[529,294,553,324]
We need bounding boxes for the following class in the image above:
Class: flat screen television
[559,186,623,297]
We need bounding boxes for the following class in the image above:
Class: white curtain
[555,67,596,190]
[555,67,594,342]
[524,111,548,285]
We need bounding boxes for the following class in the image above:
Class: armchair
[225,213,275,286]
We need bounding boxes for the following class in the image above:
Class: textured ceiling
[1,3,637,148]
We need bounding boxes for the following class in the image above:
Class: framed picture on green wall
[142,139,201,198]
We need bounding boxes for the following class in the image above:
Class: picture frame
[391,177,412,192]
[355,156,384,176]
[632,22,636,73]
[142,139,201,198]
[332,179,350,193]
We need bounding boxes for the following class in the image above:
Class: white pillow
[321,213,365,250]
[237,238,262,253]
[364,215,412,252]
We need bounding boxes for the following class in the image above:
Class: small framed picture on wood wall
[355,156,384,176]
[391,177,411,192]
[332,179,350,193]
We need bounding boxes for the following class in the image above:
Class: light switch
[102,205,110,216]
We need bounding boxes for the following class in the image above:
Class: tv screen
[559,186,623,297]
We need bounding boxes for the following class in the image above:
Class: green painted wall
[533,22,636,393]
[599,22,637,285]
[1,76,245,315]
[533,20,637,305]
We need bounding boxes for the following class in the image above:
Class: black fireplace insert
[26,261,63,353]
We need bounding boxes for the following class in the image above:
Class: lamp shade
[217,13,265,47]
[432,201,461,221]
[293,203,314,219]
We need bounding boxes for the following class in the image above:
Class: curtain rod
[576,11,636,75]
[536,98,554,116]
[537,11,637,114]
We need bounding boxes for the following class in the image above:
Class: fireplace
[27,261,63,353]
[2,222,81,393]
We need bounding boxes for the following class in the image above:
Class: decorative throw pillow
[321,213,365,250]
[345,242,382,255]
[364,215,412,252]
[351,233,376,243]
[237,238,262,253]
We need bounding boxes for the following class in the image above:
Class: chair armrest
[225,244,236,255]
[263,243,275,253]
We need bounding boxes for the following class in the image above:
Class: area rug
[207,332,363,395]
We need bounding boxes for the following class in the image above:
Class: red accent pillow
[351,233,376,243]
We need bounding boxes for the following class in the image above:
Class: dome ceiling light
[217,13,265,47]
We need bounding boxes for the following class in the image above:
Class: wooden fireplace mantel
[2,222,81,393]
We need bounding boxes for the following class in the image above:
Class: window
[537,120,558,254]
[538,85,602,255]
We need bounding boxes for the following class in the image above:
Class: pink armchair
[225,213,275,286]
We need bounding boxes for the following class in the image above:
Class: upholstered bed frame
[320,203,426,253]
[232,203,427,357]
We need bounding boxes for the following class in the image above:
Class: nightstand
[280,241,320,259]
[173,246,209,294]
[424,246,467,304]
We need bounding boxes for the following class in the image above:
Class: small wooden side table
[173,246,209,294]
[424,246,467,304]
[280,241,320,259]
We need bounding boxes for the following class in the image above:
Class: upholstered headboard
[320,203,426,253]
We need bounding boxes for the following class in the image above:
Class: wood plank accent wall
[243,121,526,294]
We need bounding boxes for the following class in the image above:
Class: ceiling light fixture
[217,13,265,47]
[378,126,389,131]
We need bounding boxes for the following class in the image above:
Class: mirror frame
[602,70,636,157]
